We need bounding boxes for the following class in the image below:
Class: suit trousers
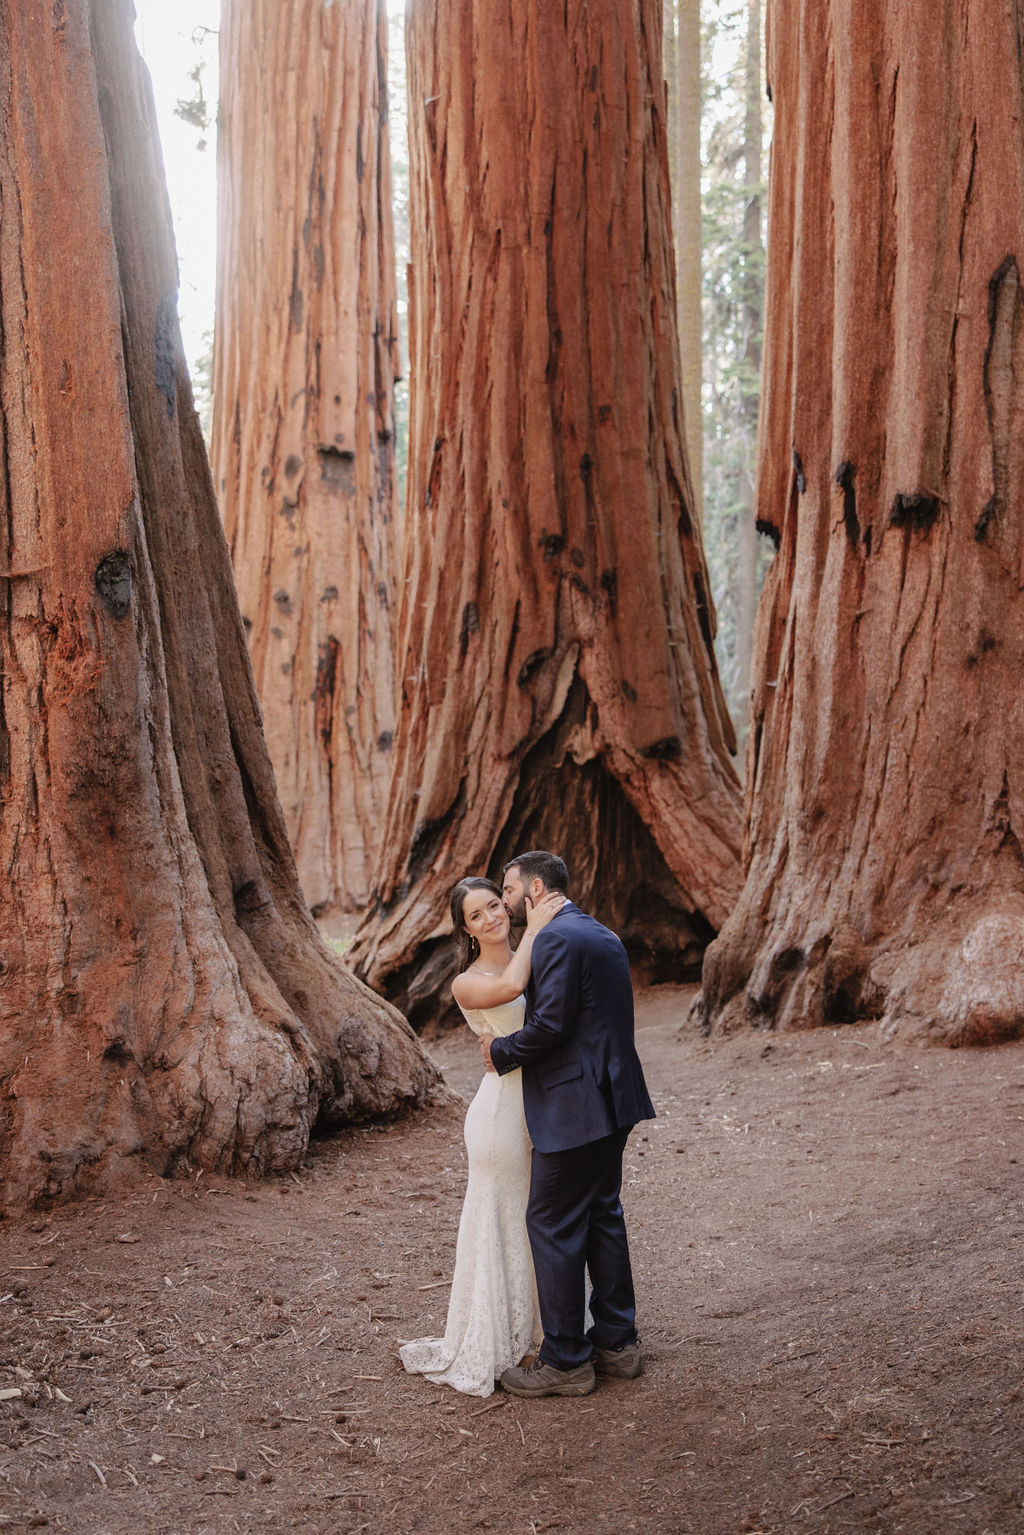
[527,1127,637,1370]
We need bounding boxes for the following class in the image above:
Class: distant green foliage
[174,61,210,151]
[191,328,213,447]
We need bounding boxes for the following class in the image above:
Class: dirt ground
[1,988,1022,1535]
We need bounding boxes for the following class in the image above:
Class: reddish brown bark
[0,0,438,1208]
[349,0,743,1027]
[696,0,1024,1044]
[211,0,400,914]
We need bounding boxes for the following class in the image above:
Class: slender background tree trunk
[733,0,763,717]
[0,0,437,1208]
[665,0,704,521]
[696,0,1024,1045]
[212,0,401,915]
[350,0,743,1027]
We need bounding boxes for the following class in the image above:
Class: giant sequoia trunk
[211,0,400,914]
[696,0,1024,1045]
[0,0,437,1208]
[349,0,743,1027]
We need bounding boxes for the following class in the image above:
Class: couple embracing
[400,850,655,1398]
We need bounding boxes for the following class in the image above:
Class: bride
[398,876,563,1396]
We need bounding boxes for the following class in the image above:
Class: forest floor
[1,988,1022,1535]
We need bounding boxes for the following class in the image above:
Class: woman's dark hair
[449,877,503,973]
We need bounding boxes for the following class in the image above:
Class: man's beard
[505,897,528,928]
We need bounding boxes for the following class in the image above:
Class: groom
[481,850,655,1397]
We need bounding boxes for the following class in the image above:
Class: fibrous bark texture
[212,0,400,914]
[696,0,1024,1045]
[0,0,438,1208]
[349,0,743,1027]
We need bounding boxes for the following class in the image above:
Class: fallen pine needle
[88,1461,107,1487]
[353,1374,382,1381]
[470,1398,508,1417]
[817,1491,856,1511]
[416,1281,450,1291]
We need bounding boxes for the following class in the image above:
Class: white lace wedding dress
[399,996,541,1396]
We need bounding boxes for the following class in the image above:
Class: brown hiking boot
[592,1339,644,1379]
[499,1359,596,1397]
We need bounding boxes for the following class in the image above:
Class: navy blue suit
[489,903,654,1369]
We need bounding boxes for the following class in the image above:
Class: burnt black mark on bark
[518,647,553,687]
[770,946,806,981]
[233,878,271,916]
[639,737,682,761]
[975,498,995,542]
[889,492,940,532]
[408,784,467,884]
[598,404,612,424]
[792,450,806,493]
[284,454,303,478]
[320,585,339,603]
[318,445,356,494]
[756,518,781,550]
[503,600,521,680]
[290,246,304,330]
[377,731,393,753]
[94,550,131,619]
[570,547,585,569]
[620,679,637,702]
[864,526,873,555]
[355,122,365,183]
[751,718,763,784]
[460,601,479,656]
[979,255,1023,542]
[600,569,617,609]
[822,983,859,1025]
[966,626,997,667]
[425,438,444,509]
[314,636,340,750]
[273,590,292,614]
[377,581,389,608]
[692,569,715,659]
[835,460,859,548]
[51,0,66,36]
[279,498,297,525]
[153,295,178,418]
[540,532,565,561]
[579,453,593,483]
[103,1039,133,1064]
[751,945,807,1023]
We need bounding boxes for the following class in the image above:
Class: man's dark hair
[503,850,569,894]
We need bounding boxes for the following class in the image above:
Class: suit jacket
[488,903,655,1153]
